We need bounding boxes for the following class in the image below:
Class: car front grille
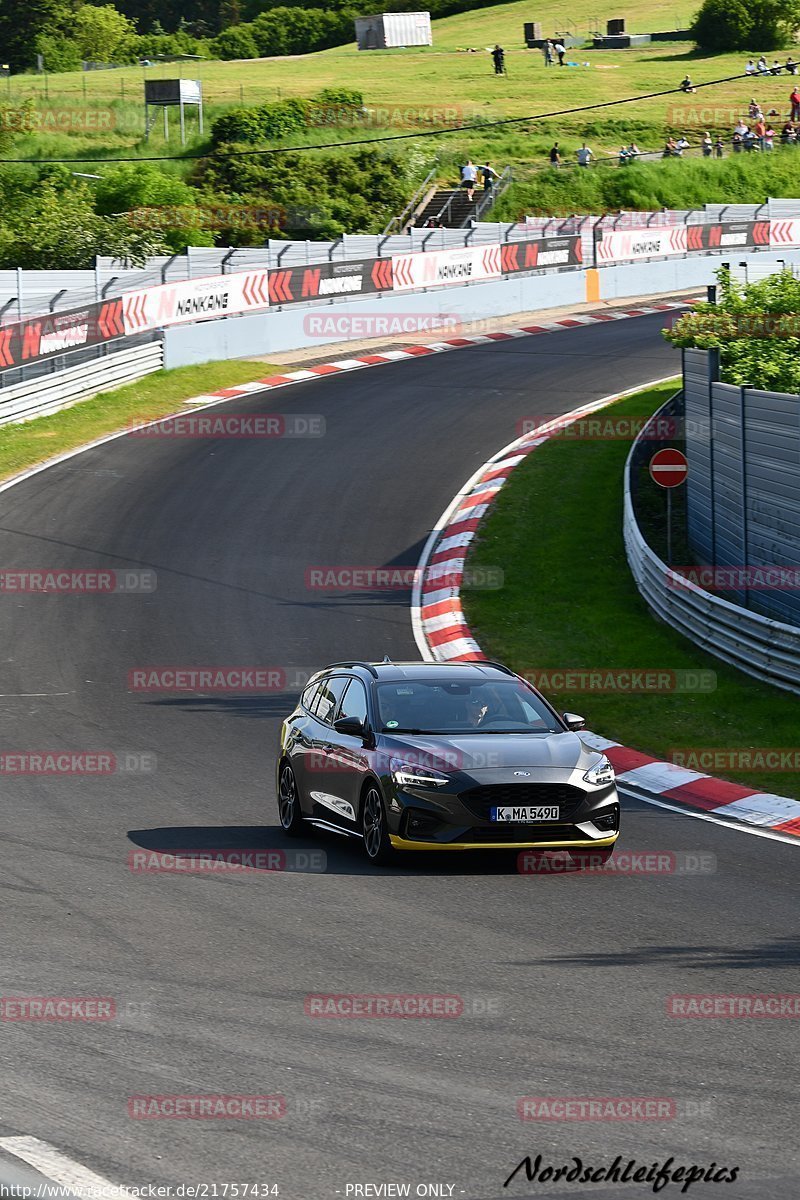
[458,783,587,821]
[451,824,583,844]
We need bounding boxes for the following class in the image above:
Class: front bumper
[389,832,619,852]
[384,773,620,850]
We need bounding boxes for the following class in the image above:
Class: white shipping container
[354,11,432,49]
[383,11,432,46]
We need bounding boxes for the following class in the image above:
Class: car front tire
[278,762,304,837]
[361,784,395,865]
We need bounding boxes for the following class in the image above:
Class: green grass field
[0,360,278,481]
[461,382,800,801]
[0,0,773,171]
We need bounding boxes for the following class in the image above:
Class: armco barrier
[624,399,800,696]
[0,341,163,425]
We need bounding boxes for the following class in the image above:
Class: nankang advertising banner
[0,298,125,371]
[596,221,770,264]
[391,244,502,292]
[121,271,269,335]
[267,259,394,306]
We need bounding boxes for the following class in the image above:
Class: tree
[213,24,259,57]
[73,4,137,62]
[692,0,800,49]
[663,268,800,392]
[0,0,75,71]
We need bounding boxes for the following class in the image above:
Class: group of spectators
[745,56,798,76]
[546,84,800,167]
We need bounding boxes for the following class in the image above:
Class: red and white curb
[409,383,800,845]
[179,301,693,404]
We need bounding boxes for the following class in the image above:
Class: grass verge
[0,359,278,482]
[462,380,800,800]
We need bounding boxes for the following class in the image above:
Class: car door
[305,674,350,822]
[323,677,371,825]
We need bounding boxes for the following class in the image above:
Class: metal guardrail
[0,340,164,425]
[624,397,800,695]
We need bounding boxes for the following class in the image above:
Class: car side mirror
[334,716,366,737]
[563,712,586,731]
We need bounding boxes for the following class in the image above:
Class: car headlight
[391,763,450,788]
[583,755,615,786]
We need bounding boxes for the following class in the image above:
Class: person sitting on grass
[680,74,695,93]
[745,58,756,75]
[786,56,798,75]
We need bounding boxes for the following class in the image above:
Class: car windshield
[375,679,561,734]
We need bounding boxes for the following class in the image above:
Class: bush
[35,34,83,72]
[664,267,800,391]
[209,89,362,145]
[213,24,260,59]
[93,163,214,252]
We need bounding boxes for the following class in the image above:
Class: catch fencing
[625,392,800,693]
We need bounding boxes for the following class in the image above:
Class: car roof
[321,660,516,682]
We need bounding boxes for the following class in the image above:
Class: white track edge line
[617,786,800,847]
[0,1136,135,1197]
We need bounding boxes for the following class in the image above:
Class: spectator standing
[664,136,678,157]
[481,162,499,190]
[743,127,758,150]
[786,56,798,75]
[702,131,713,156]
[791,85,800,120]
[714,136,724,157]
[618,145,629,166]
[576,142,593,166]
[735,118,749,137]
[754,114,766,149]
[492,44,505,74]
[675,134,690,155]
[748,98,762,119]
[781,120,795,144]
[764,124,775,150]
[732,130,743,153]
[543,40,553,66]
[554,40,566,66]
[549,141,561,166]
[627,141,641,161]
[460,159,478,200]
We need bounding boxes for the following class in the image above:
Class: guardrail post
[221,249,235,276]
[101,276,119,299]
[49,289,67,312]
[161,254,179,284]
[740,384,750,611]
[16,268,23,319]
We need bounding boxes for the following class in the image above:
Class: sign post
[649,448,688,564]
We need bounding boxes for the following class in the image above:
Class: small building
[354,12,432,50]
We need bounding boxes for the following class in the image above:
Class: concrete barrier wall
[162,247,800,369]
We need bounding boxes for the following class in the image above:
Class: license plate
[491,805,560,823]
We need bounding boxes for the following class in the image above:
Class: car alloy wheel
[278,763,303,836]
[361,785,394,864]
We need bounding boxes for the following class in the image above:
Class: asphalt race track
[0,313,798,1200]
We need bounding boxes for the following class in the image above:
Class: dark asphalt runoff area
[0,313,797,1200]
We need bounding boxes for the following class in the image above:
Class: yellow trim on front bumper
[389,833,619,851]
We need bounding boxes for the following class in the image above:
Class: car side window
[301,682,320,713]
[312,675,349,725]
[337,678,368,725]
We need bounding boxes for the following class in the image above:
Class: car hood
[379,731,599,772]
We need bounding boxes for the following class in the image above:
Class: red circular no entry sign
[649,447,688,488]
